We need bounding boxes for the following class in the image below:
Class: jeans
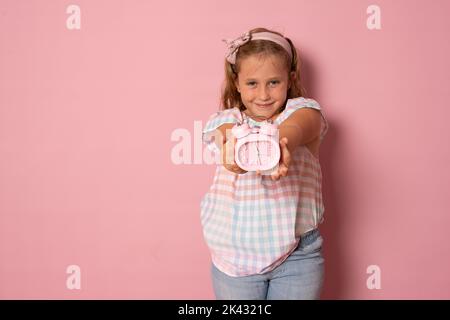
[211,228,324,300]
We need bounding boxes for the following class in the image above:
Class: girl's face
[235,54,295,121]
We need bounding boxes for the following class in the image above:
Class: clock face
[235,135,280,171]
[238,141,273,166]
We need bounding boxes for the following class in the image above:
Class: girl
[200,27,329,300]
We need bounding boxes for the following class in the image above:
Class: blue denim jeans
[211,228,324,300]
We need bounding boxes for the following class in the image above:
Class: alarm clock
[231,120,281,174]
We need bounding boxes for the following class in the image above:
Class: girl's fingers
[268,137,290,180]
[271,167,282,180]
[233,163,247,174]
[280,164,288,177]
[273,164,288,180]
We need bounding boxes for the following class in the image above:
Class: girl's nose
[259,86,270,100]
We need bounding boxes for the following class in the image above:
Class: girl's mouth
[256,103,273,108]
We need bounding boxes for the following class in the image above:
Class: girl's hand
[222,136,247,174]
[257,137,291,181]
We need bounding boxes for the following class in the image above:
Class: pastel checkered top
[200,97,329,277]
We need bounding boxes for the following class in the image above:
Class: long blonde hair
[220,27,307,111]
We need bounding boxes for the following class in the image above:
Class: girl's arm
[216,123,235,146]
[278,107,322,154]
[213,123,247,174]
[208,123,234,152]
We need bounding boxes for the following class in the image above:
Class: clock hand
[255,143,261,165]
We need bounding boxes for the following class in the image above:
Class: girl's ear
[234,79,240,93]
[290,71,296,81]
[288,71,296,89]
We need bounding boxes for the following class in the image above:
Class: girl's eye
[246,81,280,86]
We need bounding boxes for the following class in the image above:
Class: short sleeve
[202,107,242,153]
[277,97,329,140]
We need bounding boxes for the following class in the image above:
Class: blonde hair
[220,27,307,111]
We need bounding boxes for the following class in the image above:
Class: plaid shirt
[200,97,329,276]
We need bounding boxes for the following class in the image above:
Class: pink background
[1,0,449,299]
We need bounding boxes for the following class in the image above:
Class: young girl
[200,27,329,300]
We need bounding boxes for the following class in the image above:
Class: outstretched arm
[278,107,322,154]
[266,108,322,181]
[214,123,247,174]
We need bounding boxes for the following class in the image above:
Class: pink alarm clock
[231,121,281,174]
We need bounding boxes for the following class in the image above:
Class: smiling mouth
[256,103,273,107]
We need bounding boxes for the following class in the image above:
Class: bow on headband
[222,31,293,66]
[222,31,251,65]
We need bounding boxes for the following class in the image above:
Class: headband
[222,31,293,65]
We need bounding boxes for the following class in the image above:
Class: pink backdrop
[1,0,449,299]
